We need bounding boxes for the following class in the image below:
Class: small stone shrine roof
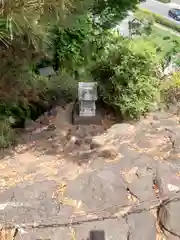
[78,82,98,101]
[38,66,56,77]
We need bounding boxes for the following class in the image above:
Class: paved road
[140,0,180,23]
[171,0,180,4]
[116,0,180,36]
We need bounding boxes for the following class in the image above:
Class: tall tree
[0,0,145,46]
[0,0,90,47]
[92,0,145,28]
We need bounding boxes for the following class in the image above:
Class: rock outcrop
[0,106,180,239]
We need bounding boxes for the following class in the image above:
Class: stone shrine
[72,82,103,125]
[78,82,97,117]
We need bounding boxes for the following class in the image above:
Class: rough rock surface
[0,105,180,239]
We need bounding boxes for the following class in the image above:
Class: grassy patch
[156,0,171,3]
[135,9,180,59]
[146,25,180,53]
[136,9,180,34]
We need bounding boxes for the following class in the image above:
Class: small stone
[98,148,118,159]
[90,142,101,149]
[153,115,159,121]
[24,119,39,131]
[24,119,34,129]
[167,184,179,192]
[84,138,92,145]
[90,136,105,149]
[75,139,83,146]
[69,136,77,144]
[47,107,57,117]
[47,124,56,131]
[65,129,72,140]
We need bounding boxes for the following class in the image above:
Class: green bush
[0,70,67,131]
[0,16,99,149]
[161,72,180,104]
[52,15,94,73]
[137,9,180,33]
[0,118,16,148]
[156,0,171,3]
[91,38,159,119]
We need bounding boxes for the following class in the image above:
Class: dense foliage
[92,0,144,28]
[0,0,90,47]
[137,9,180,34]
[0,0,176,147]
[0,0,144,45]
[91,37,159,119]
[156,0,171,3]
[52,15,93,72]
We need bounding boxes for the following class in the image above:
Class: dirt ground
[1,104,180,239]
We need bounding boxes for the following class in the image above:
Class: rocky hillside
[0,104,180,239]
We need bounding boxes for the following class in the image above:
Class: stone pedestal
[72,82,103,125]
[72,101,103,125]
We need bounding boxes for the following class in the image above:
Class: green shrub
[161,72,180,104]
[91,38,159,119]
[0,118,16,148]
[52,15,94,73]
[0,71,67,132]
[156,0,171,3]
[137,9,180,33]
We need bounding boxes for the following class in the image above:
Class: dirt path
[1,105,180,239]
